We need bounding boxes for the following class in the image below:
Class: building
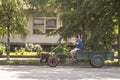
[0,12,63,51]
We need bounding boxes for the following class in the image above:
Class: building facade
[0,12,62,45]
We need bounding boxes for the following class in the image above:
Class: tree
[0,0,27,60]
[48,0,119,51]
[25,0,120,63]
[25,0,54,14]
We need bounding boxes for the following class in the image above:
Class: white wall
[0,13,62,44]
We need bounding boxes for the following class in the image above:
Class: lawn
[2,51,39,57]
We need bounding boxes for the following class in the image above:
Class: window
[33,18,45,34]
[46,18,56,33]
[46,19,56,28]
[33,13,57,34]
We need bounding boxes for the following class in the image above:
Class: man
[70,36,82,60]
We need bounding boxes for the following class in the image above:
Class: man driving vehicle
[70,36,82,61]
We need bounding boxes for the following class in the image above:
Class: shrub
[0,50,3,56]
[33,44,43,52]
[15,47,25,55]
[25,43,42,52]
[0,44,6,56]
[25,43,34,52]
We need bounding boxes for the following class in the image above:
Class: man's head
[75,36,79,40]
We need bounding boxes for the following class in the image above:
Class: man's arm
[73,41,79,45]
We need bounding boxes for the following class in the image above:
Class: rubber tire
[90,55,104,68]
[48,57,58,67]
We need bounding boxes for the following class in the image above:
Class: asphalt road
[0,65,120,80]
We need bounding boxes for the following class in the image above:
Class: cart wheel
[48,57,58,67]
[90,55,104,68]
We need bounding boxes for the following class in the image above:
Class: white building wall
[0,13,62,44]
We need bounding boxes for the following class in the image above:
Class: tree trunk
[118,23,120,65]
[6,25,10,60]
[81,24,86,51]
[118,0,120,64]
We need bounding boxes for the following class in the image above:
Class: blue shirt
[75,39,82,49]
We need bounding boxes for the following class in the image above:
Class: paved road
[0,65,120,80]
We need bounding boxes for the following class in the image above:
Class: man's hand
[72,42,77,45]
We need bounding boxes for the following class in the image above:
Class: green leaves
[0,0,28,38]
[0,0,118,51]
[48,0,119,51]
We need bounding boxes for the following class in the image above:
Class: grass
[0,52,41,65]
[2,51,39,57]
[0,60,40,65]
[105,59,119,65]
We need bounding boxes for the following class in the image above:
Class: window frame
[33,15,57,34]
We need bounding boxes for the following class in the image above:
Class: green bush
[0,44,6,56]
[25,43,34,52]
[33,44,42,52]
[15,47,25,55]
[0,50,3,55]
[25,43,42,52]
